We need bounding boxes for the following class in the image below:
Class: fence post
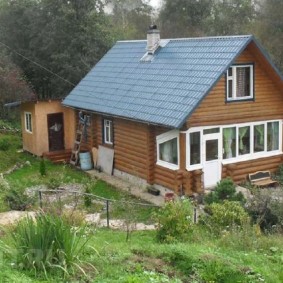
[194,207,197,223]
[106,200,110,228]
[38,191,43,209]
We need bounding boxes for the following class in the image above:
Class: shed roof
[62,35,282,128]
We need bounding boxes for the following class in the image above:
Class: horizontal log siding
[187,44,283,184]
[112,119,148,180]
[223,155,283,183]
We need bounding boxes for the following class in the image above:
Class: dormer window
[226,64,254,101]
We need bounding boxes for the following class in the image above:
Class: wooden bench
[249,171,278,187]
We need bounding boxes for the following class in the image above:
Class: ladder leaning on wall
[69,118,85,166]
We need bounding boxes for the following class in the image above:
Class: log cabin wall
[187,43,283,184]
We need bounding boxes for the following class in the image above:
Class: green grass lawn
[1,228,282,282]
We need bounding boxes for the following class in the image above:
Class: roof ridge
[117,35,252,43]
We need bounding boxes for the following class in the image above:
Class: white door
[203,133,221,188]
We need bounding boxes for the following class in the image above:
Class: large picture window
[157,130,179,170]
[25,112,32,133]
[227,64,253,101]
[222,121,281,161]
[187,120,281,170]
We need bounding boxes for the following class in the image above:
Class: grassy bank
[0,228,283,282]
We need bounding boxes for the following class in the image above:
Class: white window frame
[103,119,113,145]
[186,120,282,170]
[24,112,32,133]
[186,130,202,171]
[226,64,254,101]
[156,130,180,170]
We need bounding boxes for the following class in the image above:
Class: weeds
[9,212,94,279]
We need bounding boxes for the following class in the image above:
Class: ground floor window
[103,119,113,145]
[156,130,179,170]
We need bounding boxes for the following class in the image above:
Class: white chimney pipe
[147,25,160,54]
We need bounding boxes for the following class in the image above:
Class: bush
[154,199,194,243]
[4,187,34,211]
[245,188,283,232]
[204,178,245,204]
[0,138,10,151]
[10,213,93,277]
[201,201,250,234]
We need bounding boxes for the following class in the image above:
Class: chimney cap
[149,24,158,30]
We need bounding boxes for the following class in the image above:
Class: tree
[0,50,34,121]
[205,0,256,36]
[0,0,113,99]
[158,0,213,38]
[107,0,153,40]
[252,0,283,72]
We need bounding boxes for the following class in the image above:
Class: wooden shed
[21,100,76,160]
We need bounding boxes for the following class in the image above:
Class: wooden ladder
[69,121,85,166]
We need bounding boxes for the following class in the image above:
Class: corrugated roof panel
[63,35,256,128]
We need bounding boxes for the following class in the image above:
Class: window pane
[228,80,233,98]
[254,124,265,152]
[228,67,232,76]
[104,120,113,143]
[203,128,220,134]
[159,138,178,165]
[206,139,218,161]
[190,132,200,165]
[238,126,250,155]
[223,127,236,159]
[236,67,250,97]
[267,122,279,151]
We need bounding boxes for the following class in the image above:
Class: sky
[150,0,162,8]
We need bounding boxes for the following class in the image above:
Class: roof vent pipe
[147,24,160,54]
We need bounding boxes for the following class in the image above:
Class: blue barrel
[79,151,93,170]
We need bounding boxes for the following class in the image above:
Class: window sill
[226,97,254,103]
[222,151,282,165]
[186,164,203,171]
[156,161,179,171]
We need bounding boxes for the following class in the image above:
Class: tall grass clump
[11,212,93,278]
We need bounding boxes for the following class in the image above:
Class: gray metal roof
[62,35,278,128]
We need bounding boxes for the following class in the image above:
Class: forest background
[0,0,282,121]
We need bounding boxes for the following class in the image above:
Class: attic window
[226,64,254,101]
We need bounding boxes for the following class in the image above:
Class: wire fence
[37,189,160,228]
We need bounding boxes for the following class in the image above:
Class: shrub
[204,178,245,204]
[0,138,10,151]
[11,213,93,277]
[245,188,283,232]
[4,187,34,211]
[201,201,250,234]
[154,199,194,243]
